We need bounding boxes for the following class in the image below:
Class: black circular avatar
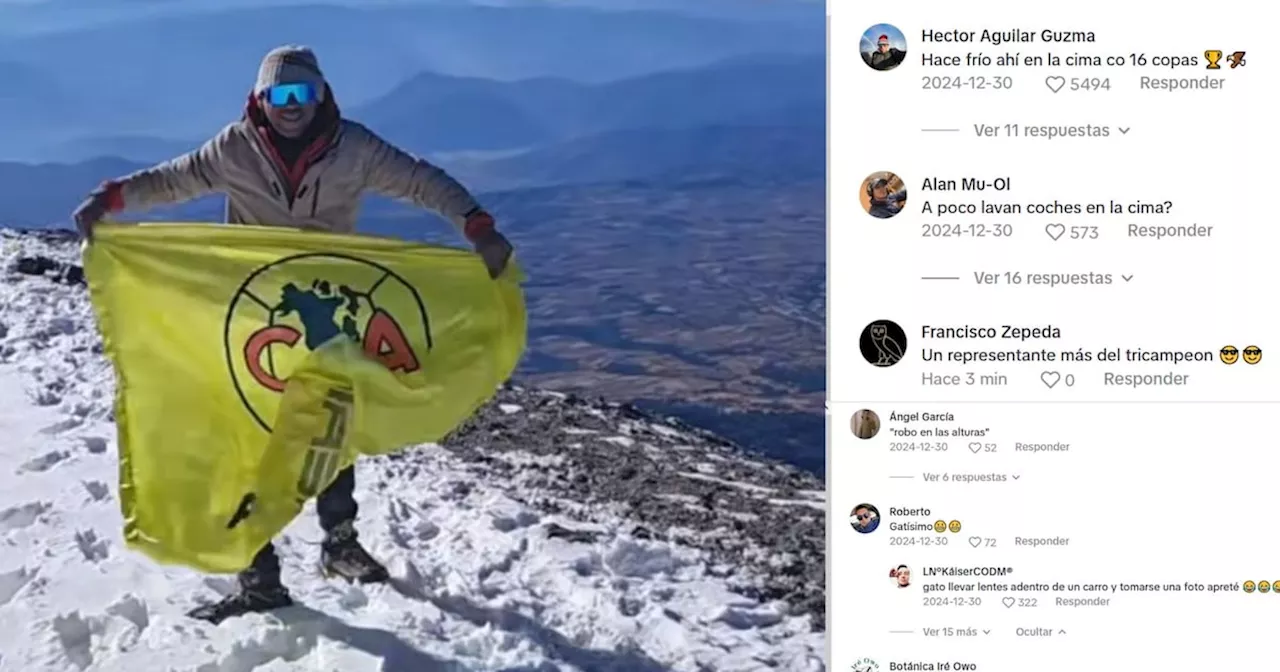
[860,320,907,367]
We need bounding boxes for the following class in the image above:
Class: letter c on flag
[244,325,301,392]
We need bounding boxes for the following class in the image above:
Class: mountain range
[23,52,822,165]
[0,53,824,222]
[0,3,822,157]
[353,53,824,155]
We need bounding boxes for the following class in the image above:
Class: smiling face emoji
[1259,581,1272,594]
[1243,345,1262,365]
[1220,345,1239,365]
[1243,581,1256,593]
[948,520,962,533]
[933,520,946,533]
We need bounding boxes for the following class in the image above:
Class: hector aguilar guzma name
[920,29,1097,46]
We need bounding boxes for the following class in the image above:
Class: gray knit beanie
[255,45,327,101]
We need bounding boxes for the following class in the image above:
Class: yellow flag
[83,222,527,573]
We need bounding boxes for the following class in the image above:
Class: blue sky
[859,23,906,53]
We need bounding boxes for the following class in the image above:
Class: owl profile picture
[859,320,907,367]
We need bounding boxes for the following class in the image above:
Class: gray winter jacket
[104,95,483,237]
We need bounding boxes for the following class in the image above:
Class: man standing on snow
[72,45,514,624]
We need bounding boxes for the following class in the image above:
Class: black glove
[474,228,514,279]
[72,185,113,241]
[465,210,513,279]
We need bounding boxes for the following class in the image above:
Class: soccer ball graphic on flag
[223,253,432,432]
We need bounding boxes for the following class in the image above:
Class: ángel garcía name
[889,411,955,424]
[921,28,1097,46]
[922,325,1062,341]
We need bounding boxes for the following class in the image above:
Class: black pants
[240,465,357,589]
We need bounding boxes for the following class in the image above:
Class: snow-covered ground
[0,231,826,671]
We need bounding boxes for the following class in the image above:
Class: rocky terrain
[434,385,827,630]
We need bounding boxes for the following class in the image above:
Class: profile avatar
[851,409,881,439]
[861,171,907,219]
[861,24,907,72]
[851,503,881,534]
[860,320,907,368]
[1243,345,1262,365]
[1220,345,1238,365]
[890,565,911,588]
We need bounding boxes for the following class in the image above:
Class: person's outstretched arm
[354,124,484,236]
[354,123,514,278]
[109,126,235,210]
[74,126,235,238]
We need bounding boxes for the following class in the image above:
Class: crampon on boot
[186,584,293,625]
[321,520,389,584]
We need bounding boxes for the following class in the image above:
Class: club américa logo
[223,253,433,432]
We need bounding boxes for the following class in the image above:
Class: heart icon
[1041,371,1061,388]
[1045,76,1065,93]
[969,442,981,453]
[1045,223,1065,241]
[1002,597,1015,608]
[969,536,981,547]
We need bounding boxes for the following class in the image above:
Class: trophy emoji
[1205,50,1223,69]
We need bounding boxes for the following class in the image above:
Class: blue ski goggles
[264,82,318,107]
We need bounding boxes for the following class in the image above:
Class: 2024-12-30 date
[923,223,1014,238]
[889,442,950,452]
[922,76,1014,90]
[922,597,984,607]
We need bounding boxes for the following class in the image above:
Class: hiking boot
[186,584,293,624]
[320,519,389,584]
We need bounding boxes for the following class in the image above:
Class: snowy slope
[0,230,827,672]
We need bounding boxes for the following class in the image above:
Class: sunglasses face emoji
[1220,346,1239,365]
[1243,581,1256,593]
[933,520,947,533]
[948,520,962,533]
[1243,346,1262,365]
[1259,581,1272,594]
